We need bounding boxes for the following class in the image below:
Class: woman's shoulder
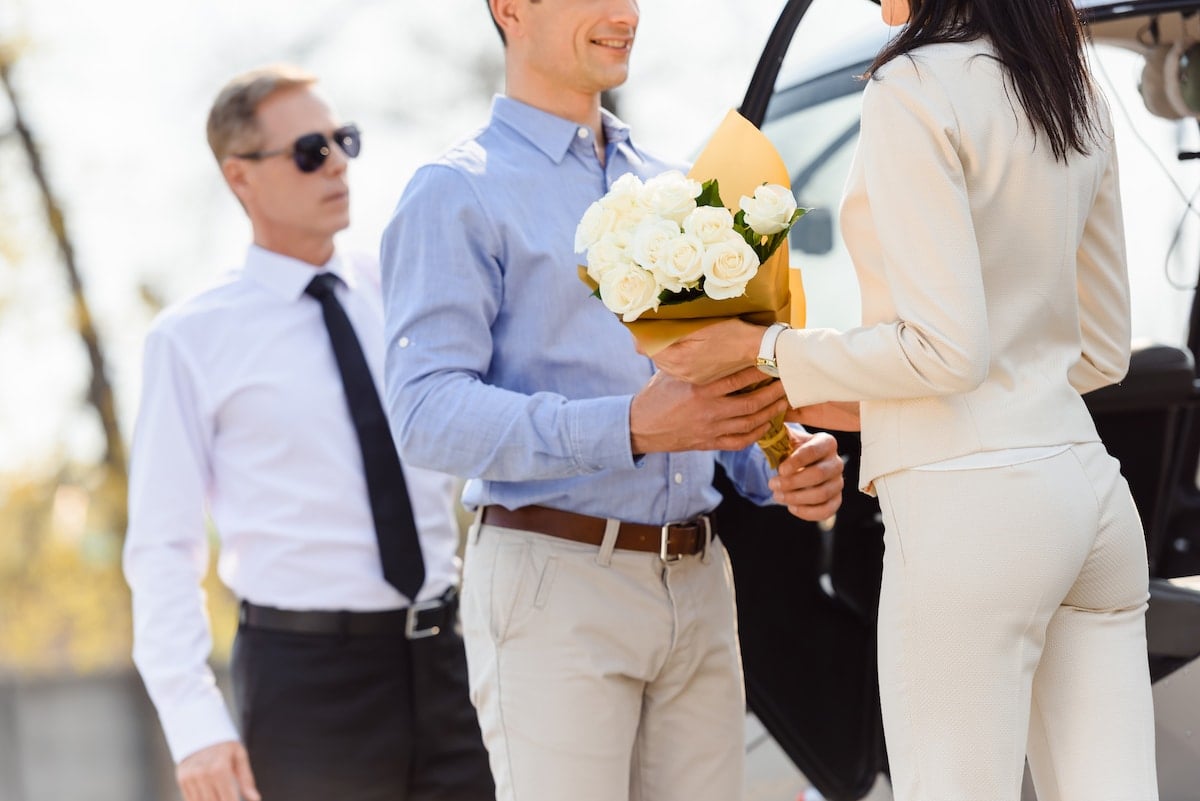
[873,38,998,84]
[866,38,1005,126]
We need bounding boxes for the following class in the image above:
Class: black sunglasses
[233,124,361,173]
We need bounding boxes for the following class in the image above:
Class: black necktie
[305,272,425,599]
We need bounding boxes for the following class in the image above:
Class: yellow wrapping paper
[579,109,808,468]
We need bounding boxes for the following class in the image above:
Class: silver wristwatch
[755,322,790,378]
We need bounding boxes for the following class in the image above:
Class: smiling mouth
[592,38,632,51]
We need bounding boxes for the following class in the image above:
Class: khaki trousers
[460,518,745,801]
[874,442,1158,801]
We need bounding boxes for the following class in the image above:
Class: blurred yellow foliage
[0,466,237,676]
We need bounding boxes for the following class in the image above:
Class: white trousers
[874,442,1158,801]
[460,519,745,801]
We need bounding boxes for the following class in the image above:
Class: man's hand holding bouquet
[576,111,812,469]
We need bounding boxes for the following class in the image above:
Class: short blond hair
[206,64,317,163]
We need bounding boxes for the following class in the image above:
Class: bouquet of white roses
[575,171,805,323]
[574,110,808,469]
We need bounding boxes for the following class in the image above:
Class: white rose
[630,218,681,276]
[739,183,798,235]
[682,205,736,244]
[608,171,644,197]
[599,263,661,322]
[575,200,618,253]
[601,172,650,233]
[702,235,761,300]
[654,233,706,293]
[614,205,650,233]
[585,230,633,284]
[601,173,644,214]
[641,170,702,225]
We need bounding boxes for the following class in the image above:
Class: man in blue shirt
[380,2,845,799]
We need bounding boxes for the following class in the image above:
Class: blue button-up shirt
[381,96,774,525]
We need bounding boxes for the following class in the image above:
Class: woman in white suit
[652,0,1159,798]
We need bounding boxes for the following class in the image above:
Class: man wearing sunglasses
[124,64,493,801]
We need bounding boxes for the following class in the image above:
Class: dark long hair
[868,0,1100,161]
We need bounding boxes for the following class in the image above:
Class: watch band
[756,322,790,378]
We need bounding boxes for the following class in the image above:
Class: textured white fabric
[875,443,1157,800]
[913,445,1069,472]
[124,245,461,762]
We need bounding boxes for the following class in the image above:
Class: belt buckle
[660,523,684,563]
[405,599,444,640]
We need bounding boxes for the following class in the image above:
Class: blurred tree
[0,36,242,679]
[0,41,127,534]
[0,466,238,673]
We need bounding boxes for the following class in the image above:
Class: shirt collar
[242,244,354,301]
[490,95,634,164]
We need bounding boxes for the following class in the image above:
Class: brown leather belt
[480,505,712,559]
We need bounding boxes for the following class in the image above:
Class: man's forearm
[391,369,637,481]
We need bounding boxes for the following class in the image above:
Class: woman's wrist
[754,322,790,377]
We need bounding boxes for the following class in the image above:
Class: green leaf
[591,287,602,300]
[754,207,815,260]
[657,285,707,306]
[695,179,725,208]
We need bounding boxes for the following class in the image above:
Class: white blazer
[776,38,1130,491]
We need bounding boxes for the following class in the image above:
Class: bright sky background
[1,0,1197,474]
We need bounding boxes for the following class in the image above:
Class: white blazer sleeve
[1069,141,1131,394]
[776,59,989,407]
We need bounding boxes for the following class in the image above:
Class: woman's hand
[649,318,767,384]
[786,401,861,432]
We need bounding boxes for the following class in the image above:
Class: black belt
[239,588,457,640]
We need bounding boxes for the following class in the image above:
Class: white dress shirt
[123,245,461,763]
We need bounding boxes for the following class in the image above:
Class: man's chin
[595,69,630,95]
[312,221,350,242]
[327,211,352,236]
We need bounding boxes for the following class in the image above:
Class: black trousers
[231,618,494,801]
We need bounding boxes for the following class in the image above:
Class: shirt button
[577,127,589,139]
[674,472,684,485]
[398,337,410,348]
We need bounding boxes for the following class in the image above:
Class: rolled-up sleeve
[381,164,636,480]
[777,60,989,406]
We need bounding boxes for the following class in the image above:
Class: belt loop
[701,515,714,564]
[469,506,484,545]
[596,518,620,567]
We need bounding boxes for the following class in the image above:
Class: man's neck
[252,232,335,268]
[504,73,607,157]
